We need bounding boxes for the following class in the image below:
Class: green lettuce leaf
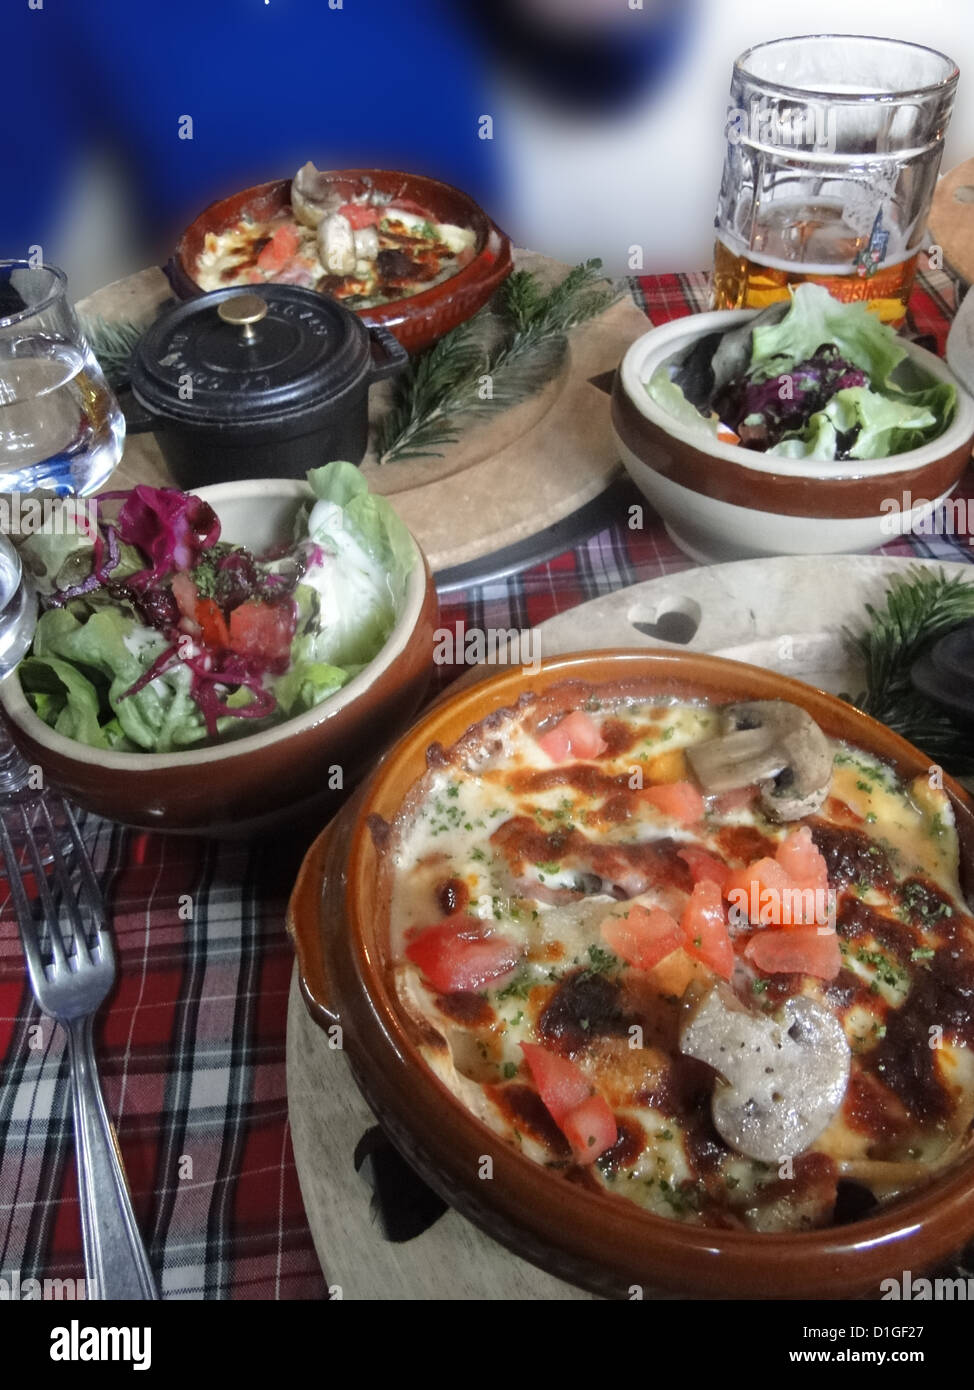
[18,654,113,748]
[645,365,721,439]
[271,660,349,717]
[769,383,952,460]
[750,282,907,386]
[299,463,416,668]
[25,606,211,753]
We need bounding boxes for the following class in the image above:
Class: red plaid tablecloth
[1,257,970,1299]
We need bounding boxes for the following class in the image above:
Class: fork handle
[66,1017,159,1300]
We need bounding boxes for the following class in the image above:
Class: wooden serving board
[285,969,595,1301]
[930,155,974,287]
[77,253,649,575]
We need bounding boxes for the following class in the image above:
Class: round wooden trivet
[77,253,648,574]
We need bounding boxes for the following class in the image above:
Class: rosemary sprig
[844,566,974,770]
[80,315,146,392]
[375,259,620,463]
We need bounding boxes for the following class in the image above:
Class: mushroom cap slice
[686,700,833,822]
[292,161,343,229]
[679,983,850,1163]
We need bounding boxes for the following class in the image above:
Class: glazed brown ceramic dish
[287,649,974,1299]
[612,310,974,563]
[171,171,514,353]
[0,480,438,837]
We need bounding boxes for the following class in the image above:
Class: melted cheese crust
[388,692,974,1232]
[195,207,475,304]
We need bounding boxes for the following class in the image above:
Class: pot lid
[129,284,372,427]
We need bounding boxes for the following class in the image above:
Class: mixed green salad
[648,283,957,461]
[16,461,414,753]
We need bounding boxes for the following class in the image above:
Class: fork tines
[0,797,107,983]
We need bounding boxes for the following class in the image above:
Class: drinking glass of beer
[712,35,958,327]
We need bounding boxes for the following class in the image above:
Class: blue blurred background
[4,0,973,296]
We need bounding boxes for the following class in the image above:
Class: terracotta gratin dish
[287,649,974,1299]
[170,170,514,353]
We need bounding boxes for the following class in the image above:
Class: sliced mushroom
[292,161,343,229]
[679,983,850,1163]
[686,700,833,820]
[354,225,380,262]
[318,212,357,276]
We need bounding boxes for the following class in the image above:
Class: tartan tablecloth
[1,257,970,1299]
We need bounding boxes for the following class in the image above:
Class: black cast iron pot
[125,284,407,487]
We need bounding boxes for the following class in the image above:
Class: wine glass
[0,261,125,856]
[0,260,124,494]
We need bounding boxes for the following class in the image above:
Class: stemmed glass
[0,260,126,852]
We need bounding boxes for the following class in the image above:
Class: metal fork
[0,797,158,1300]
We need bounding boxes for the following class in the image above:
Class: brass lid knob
[218,293,268,343]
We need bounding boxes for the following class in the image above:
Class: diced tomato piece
[745,926,841,981]
[520,1043,591,1125]
[338,202,380,229]
[406,916,521,994]
[536,711,607,763]
[642,780,705,825]
[774,826,829,894]
[725,853,827,926]
[681,881,734,979]
[257,223,302,272]
[600,903,682,972]
[228,599,297,663]
[724,857,794,922]
[677,845,731,893]
[561,1094,618,1165]
[194,597,229,651]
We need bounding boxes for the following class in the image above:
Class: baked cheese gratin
[195,161,477,307]
[383,682,974,1232]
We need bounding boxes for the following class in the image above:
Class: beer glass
[712,35,958,326]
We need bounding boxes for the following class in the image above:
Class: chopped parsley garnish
[502,1061,518,1080]
[495,969,535,1001]
[586,944,619,975]
[854,946,907,989]
[900,879,953,926]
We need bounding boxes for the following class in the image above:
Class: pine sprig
[375,259,620,463]
[844,566,974,769]
[80,315,147,392]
